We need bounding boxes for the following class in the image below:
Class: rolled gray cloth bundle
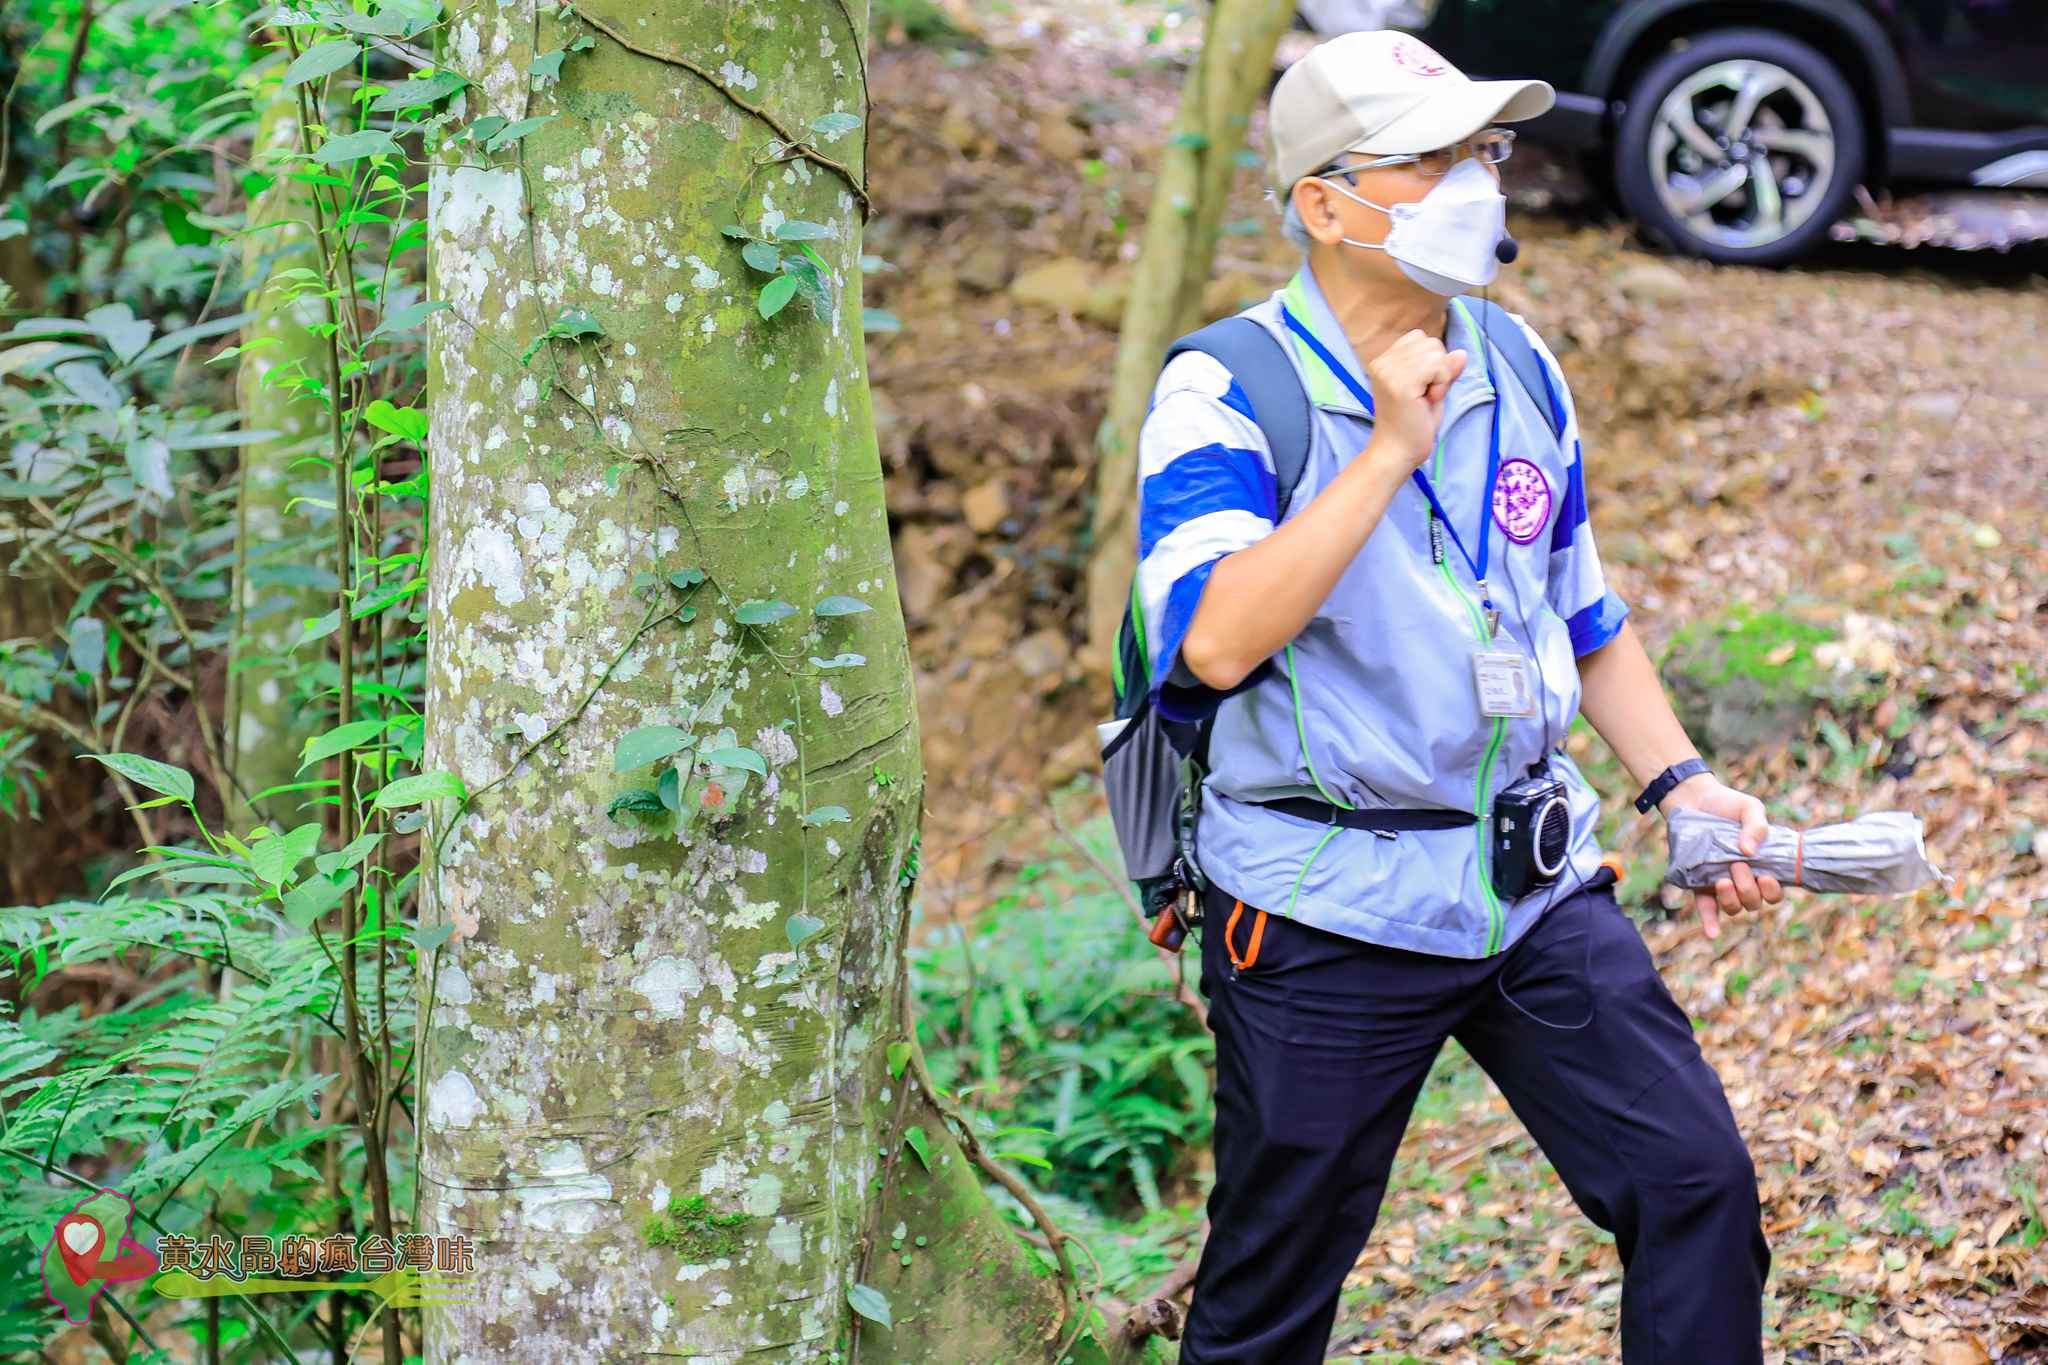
[1663,808,1946,895]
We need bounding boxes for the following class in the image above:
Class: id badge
[1472,650,1538,718]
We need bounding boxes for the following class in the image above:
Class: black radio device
[1490,772,1571,901]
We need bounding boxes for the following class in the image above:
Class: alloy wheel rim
[1646,58,1837,250]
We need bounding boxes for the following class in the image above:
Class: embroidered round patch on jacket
[1492,458,1553,543]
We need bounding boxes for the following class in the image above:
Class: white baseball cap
[1267,30,1554,199]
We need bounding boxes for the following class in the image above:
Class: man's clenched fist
[1365,329,1467,473]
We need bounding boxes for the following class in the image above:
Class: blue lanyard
[1280,306,1502,619]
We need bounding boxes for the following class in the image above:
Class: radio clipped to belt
[1146,753,1209,953]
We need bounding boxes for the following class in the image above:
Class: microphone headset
[1495,234,1519,264]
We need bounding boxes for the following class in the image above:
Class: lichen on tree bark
[411,1,1057,1358]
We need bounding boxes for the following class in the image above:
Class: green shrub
[910,839,1212,1222]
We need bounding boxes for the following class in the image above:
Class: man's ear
[1294,178,1340,244]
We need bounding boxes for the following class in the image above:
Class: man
[1133,29,1786,1364]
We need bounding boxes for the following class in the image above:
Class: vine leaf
[368,70,468,114]
[519,308,604,364]
[315,831,384,877]
[886,1042,911,1078]
[366,299,450,342]
[861,308,901,334]
[282,872,352,929]
[756,275,798,319]
[740,240,780,274]
[902,1125,931,1171]
[657,763,681,814]
[459,114,508,146]
[412,921,457,952]
[669,567,705,589]
[363,399,428,442]
[733,599,795,626]
[846,1284,892,1330]
[785,914,824,950]
[84,303,153,364]
[810,111,861,140]
[315,129,401,166]
[372,770,466,810]
[250,822,323,892]
[126,435,173,501]
[484,115,554,153]
[701,746,765,777]
[613,725,693,772]
[87,753,194,804]
[814,595,869,617]
[810,653,866,670]
[799,805,850,827]
[67,617,105,677]
[299,718,388,772]
[283,42,362,88]
[607,788,664,820]
[529,49,567,84]
[772,220,834,241]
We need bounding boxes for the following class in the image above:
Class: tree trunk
[416,4,1141,1359]
[228,79,330,831]
[1083,0,1295,668]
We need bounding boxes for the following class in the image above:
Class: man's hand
[1659,774,1784,938]
[1364,329,1467,473]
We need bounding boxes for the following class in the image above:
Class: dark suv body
[1296,0,2048,263]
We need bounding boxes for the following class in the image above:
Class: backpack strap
[1161,316,1315,520]
[1461,296,1565,442]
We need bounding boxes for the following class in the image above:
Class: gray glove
[1663,808,1945,895]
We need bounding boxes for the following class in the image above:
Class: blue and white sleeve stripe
[1134,352,1279,721]
[1519,319,1630,656]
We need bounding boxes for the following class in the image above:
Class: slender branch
[24,542,196,693]
[429,591,700,860]
[1040,789,1208,1030]
[0,689,97,752]
[575,8,871,221]
[899,976,1084,1314]
[17,500,246,813]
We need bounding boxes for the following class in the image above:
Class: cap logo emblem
[1390,37,1449,77]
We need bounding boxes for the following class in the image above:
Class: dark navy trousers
[1179,868,1770,1363]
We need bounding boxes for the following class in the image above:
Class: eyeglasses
[1322,128,1516,181]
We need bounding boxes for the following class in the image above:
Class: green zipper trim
[1275,297,1510,948]
[1286,642,1352,811]
[1285,824,1343,919]
[1423,317,1511,956]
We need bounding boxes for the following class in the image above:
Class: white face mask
[1318,156,1509,295]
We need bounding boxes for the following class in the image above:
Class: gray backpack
[1097,298,1565,925]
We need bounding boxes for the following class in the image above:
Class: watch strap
[1634,757,1711,814]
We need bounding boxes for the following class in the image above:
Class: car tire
[1613,27,1866,266]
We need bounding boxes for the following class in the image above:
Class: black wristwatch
[1633,757,1712,815]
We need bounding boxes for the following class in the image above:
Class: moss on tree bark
[416,4,1144,1359]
